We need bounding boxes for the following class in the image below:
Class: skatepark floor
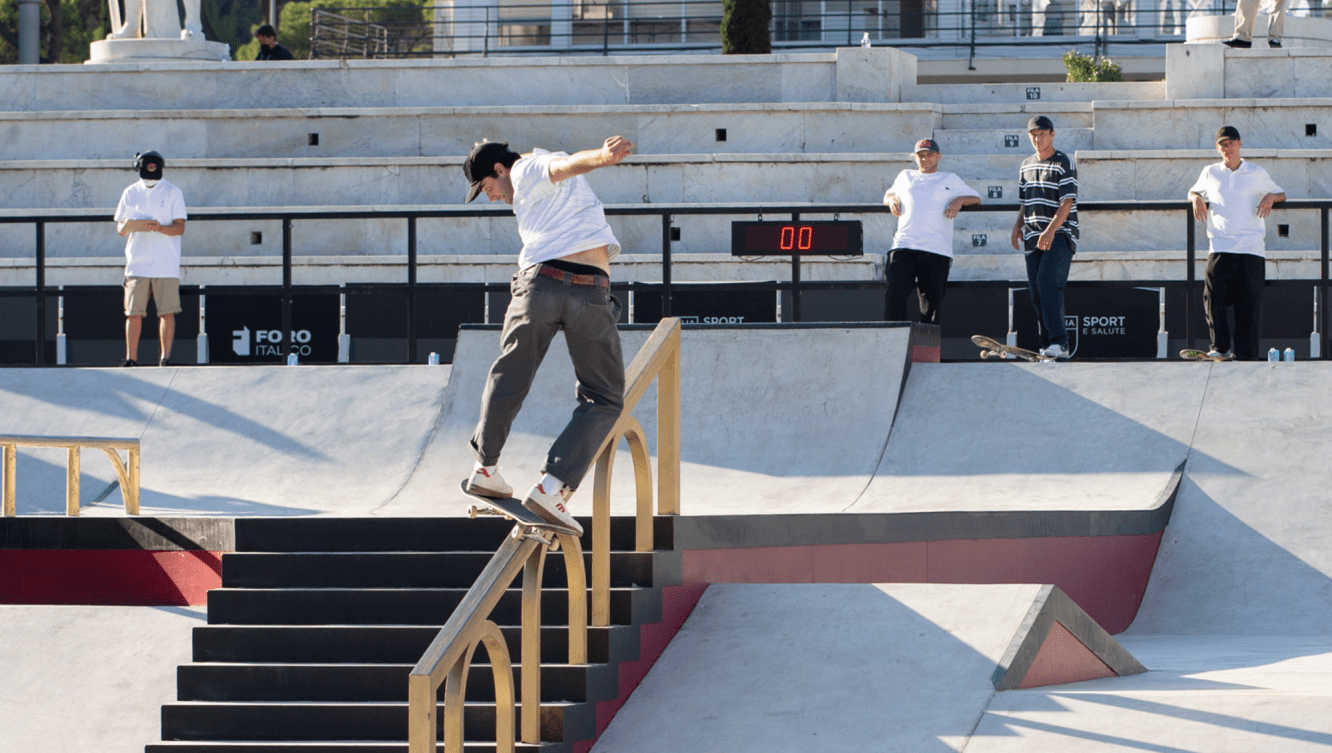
[5,328,1332,752]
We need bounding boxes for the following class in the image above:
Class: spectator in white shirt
[882,138,981,325]
[114,151,187,367]
[1188,126,1285,360]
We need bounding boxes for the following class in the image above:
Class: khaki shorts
[124,276,182,317]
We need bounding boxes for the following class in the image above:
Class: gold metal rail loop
[407,317,682,753]
[0,434,141,516]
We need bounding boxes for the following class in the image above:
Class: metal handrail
[406,316,682,752]
[0,434,140,516]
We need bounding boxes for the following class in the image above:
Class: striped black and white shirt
[1018,150,1078,252]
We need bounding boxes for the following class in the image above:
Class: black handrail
[4,199,1330,363]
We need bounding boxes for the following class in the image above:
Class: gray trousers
[1234,0,1287,42]
[470,264,625,490]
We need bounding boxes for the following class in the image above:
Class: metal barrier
[306,0,1302,59]
[406,317,681,753]
[0,434,140,516]
[2,201,1329,362]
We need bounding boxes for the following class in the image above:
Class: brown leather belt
[537,264,610,289]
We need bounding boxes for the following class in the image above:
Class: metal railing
[306,0,1326,58]
[0,434,141,516]
[2,200,1330,362]
[406,316,681,753]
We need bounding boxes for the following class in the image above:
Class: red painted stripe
[1018,620,1117,689]
[0,550,222,606]
[681,532,1164,634]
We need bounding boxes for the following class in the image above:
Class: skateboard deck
[972,334,1054,362]
[1179,349,1234,362]
[459,480,580,537]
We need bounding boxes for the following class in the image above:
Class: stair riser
[191,624,641,666]
[221,552,660,589]
[161,702,594,743]
[233,517,673,553]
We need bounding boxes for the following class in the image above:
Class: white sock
[538,473,565,494]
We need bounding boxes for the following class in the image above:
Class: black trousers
[885,248,952,324]
[1204,252,1266,360]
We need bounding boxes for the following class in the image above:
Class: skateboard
[1179,349,1234,362]
[972,334,1055,362]
[459,480,580,542]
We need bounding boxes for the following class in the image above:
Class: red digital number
[798,226,812,250]
[780,226,795,250]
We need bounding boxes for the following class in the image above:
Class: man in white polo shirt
[460,137,633,536]
[883,137,981,324]
[114,151,187,367]
[1188,126,1285,360]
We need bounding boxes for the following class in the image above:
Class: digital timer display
[731,220,863,256]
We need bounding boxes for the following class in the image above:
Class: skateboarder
[1010,116,1078,360]
[883,137,981,324]
[461,136,634,537]
[1188,125,1285,360]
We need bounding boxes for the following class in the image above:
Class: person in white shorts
[883,138,981,324]
[461,137,634,536]
[114,151,187,367]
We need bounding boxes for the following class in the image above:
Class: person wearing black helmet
[114,151,187,367]
[460,136,633,536]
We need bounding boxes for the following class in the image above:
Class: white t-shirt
[114,179,188,278]
[1188,160,1283,258]
[884,170,980,259]
[510,149,621,270]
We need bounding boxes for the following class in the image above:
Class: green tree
[204,0,266,57]
[236,0,429,61]
[721,0,771,55]
[1,0,111,64]
[1062,49,1123,83]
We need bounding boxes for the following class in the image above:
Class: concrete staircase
[145,516,684,752]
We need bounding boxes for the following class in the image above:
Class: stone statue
[107,0,204,40]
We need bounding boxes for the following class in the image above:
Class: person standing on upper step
[1223,0,1288,48]
[254,25,295,60]
[1010,115,1078,361]
[882,138,981,325]
[460,136,634,537]
[1188,125,1285,361]
[114,150,187,367]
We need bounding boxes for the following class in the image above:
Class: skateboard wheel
[548,538,561,552]
[980,351,991,359]
[465,505,479,519]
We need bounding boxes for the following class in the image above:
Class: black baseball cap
[463,141,515,203]
[914,138,941,154]
[1216,125,1242,143]
[1027,115,1054,132]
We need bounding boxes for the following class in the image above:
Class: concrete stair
[144,516,684,753]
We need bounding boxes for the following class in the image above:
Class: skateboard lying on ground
[972,334,1056,362]
[459,480,580,542]
[1179,349,1234,362]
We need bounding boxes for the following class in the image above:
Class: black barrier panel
[0,292,55,365]
[634,284,776,324]
[62,287,200,365]
[1013,286,1160,358]
[1164,283,1317,357]
[344,285,486,363]
[417,287,485,363]
[938,287,1009,360]
[780,289,882,323]
[207,292,339,363]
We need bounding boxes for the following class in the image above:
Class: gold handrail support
[590,317,682,626]
[0,435,141,516]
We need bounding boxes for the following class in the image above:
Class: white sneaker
[465,464,512,499]
[1206,350,1230,359]
[522,482,583,536]
[1040,343,1070,360]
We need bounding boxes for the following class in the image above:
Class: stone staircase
[144,515,684,752]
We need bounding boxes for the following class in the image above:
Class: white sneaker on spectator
[523,481,583,536]
[1040,343,1070,360]
[1206,350,1231,359]
[465,464,512,499]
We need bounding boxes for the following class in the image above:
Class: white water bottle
[861,32,871,48]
